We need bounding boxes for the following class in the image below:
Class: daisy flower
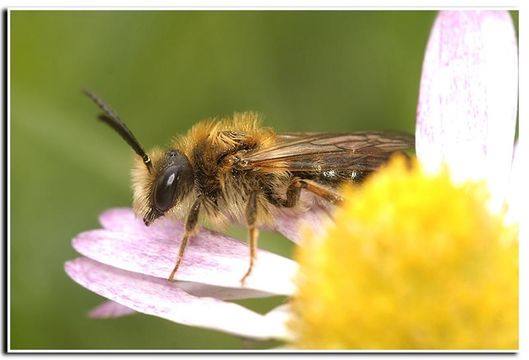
[65,10,519,349]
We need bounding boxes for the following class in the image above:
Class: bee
[84,90,414,284]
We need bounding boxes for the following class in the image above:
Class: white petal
[416,10,518,197]
[264,304,295,342]
[65,257,287,340]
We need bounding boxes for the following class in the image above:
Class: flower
[65,10,519,349]
[289,10,519,349]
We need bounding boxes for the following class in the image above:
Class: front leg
[168,198,201,281]
[241,191,259,285]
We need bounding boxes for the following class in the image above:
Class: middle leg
[241,191,259,285]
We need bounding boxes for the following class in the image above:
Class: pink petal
[65,257,286,340]
[99,207,180,236]
[416,10,518,194]
[89,301,135,318]
[90,280,274,319]
[74,208,297,295]
[177,281,275,300]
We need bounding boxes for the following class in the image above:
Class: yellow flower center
[290,156,518,349]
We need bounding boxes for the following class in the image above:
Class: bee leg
[241,191,259,285]
[298,179,344,205]
[268,177,342,208]
[264,178,303,208]
[168,199,201,281]
[283,178,303,207]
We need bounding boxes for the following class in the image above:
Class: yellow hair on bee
[174,112,276,157]
[131,147,162,221]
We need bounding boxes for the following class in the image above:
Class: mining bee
[84,90,414,284]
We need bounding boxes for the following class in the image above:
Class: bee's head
[133,148,194,225]
[84,90,194,225]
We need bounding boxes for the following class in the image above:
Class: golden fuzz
[290,156,518,349]
[174,112,275,155]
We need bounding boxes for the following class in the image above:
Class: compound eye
[153,165,180,212]
[151,150,194,215]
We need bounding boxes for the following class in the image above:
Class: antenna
[83,89,153,173]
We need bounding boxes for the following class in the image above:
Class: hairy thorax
[174,113,289,227]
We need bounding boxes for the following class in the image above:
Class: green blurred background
[9,10,517,350]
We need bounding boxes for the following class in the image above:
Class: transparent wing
[240,131,415,172]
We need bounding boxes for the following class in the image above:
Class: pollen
[289,156,518,349]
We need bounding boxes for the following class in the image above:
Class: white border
[4,3,525,356]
